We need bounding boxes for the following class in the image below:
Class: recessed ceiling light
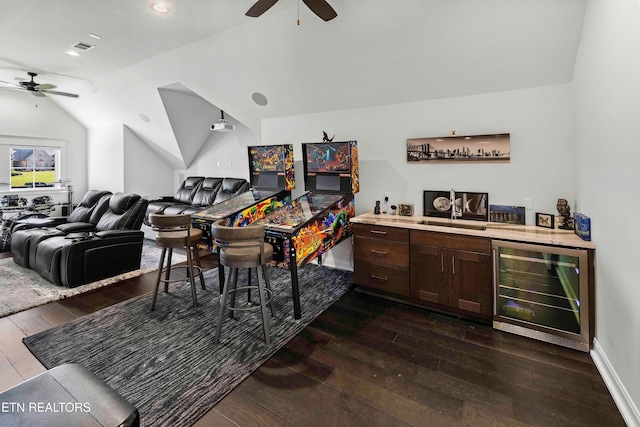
[139,113,151,123]
[89,33,102,40]
[152,3,171,13]
[65,50,81,57]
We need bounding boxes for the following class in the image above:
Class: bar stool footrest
[159,265,203,284]
[224,286,273,312]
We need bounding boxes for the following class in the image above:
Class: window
[10,147,60,189]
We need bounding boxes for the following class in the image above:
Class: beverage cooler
[492,240,592,352]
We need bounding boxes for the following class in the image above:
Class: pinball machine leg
[290,251,301,320]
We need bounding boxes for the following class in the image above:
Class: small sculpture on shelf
[556,198,573,230]
[322,131,335,142]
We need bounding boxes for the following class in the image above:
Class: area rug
[23,264,353,427]
[0,239,186,318]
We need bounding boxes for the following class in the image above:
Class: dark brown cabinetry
[353,223,410,296]
[353,223,492,321]
[410,230,492,319]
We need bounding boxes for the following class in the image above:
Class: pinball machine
[252,140,359,319]
[191,144,295,250]
[192,144,295,287]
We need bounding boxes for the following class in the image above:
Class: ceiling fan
[246,0,337,21]
[0,72,79,98]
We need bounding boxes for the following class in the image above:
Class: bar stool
[211,220,276,344]
[149,212,206,311]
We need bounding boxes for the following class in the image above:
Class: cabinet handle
[371,274,388,281]
[370,230,387,235]
[441,254,444,273]
[452,256,455,275]
[370,250,387,256]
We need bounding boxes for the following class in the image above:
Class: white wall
[0,90,88,208]
[91,118,260,203]
[88,125,124,193]
[186,122,259,180]
[263,84,575,222]
[123,125,174,199]
[261,84,575,271]
[572,0,640,424]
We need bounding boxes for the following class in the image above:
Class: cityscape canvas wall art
[406,133,510,163]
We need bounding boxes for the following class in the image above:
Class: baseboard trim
[311,257,353,273]
[591,337,640,427]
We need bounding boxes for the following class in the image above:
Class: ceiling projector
[211,110,236,132]
[210,119,235,132]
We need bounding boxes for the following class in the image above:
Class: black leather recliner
[162,177,223,216]
[26,193,149,288]
[144,176,250,224]
[11,190,112,268]
[213,177,251,204]
[145,176,205,220]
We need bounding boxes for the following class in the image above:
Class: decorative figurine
[556,198,573,230]
[374,200,381,214]
[322,131,335,142]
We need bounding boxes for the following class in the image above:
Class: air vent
[71,41,95,51]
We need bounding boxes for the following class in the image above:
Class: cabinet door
[449,249,492,317]
[410,244,448,305]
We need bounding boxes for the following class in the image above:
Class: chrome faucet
[450,189,461,220]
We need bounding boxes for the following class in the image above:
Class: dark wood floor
[0,251,626,427]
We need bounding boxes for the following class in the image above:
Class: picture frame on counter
[490,205,525,225]
[535,212,555,229]
[574,213,591,241]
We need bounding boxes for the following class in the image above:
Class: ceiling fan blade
[302,0,337,21]
[0,79,22,88]
[40,89,79,98]
[246,0,279,17]
[35,83,56,90]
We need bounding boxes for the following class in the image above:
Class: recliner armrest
[55,222,96,233]
[95,229,145,239]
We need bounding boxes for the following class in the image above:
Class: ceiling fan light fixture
[1,72,80,98]
[246,0,336,21]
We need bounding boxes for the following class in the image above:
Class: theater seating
[11,190,112,268]
[11,192,149,288]
[145,176,250,224]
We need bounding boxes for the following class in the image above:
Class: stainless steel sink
[417,219,487,231]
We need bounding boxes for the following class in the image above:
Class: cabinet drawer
[354,262,410,296]
[354,236,409,268]
[353,223,409,243]
[410,230,491,254]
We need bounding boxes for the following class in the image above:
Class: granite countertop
[351,212,595,249]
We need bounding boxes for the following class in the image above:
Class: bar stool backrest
[149,212,193,244]
[211,220,267,266]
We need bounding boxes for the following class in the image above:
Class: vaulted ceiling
[0,0,587,168]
